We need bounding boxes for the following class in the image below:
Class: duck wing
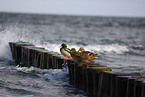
[70,51,82,61]
[64,48,71,53]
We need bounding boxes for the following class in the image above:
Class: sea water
[0,12,145,97]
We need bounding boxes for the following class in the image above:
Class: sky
[0,0,145,17]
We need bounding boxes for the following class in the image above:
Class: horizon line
[1,11,145,18]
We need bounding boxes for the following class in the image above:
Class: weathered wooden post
[109,72,141,97]
[56,55,65,69]
[67,61,75,84]
[116,76,131,97]
[142,80,145,97]
[92,67,112,97]
[86,67,112,96]
[21,46,36,67]
[47,52,54,69]
[22,46,30,66]
[82,63,104,92]
[38,50,50,69]
[9,42,16,60]
[43,52,50,69]
[97,71,113,97]
[134,78,145,97]
[73,62,84,87]
[126,77,136,97]
[52,54,57,68]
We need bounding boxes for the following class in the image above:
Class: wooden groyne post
[9,42,66,69]
[9,42,145,97]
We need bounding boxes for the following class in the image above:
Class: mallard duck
[81,51,99,63]
[59,43,71,59]
[70,48,83,62]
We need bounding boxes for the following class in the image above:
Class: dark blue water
[0,12,145,97]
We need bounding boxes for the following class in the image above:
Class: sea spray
[35,42,129,54]
[0,24,42,60]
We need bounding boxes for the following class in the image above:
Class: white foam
[16,65,48,73]
[37,43,129,54]
[16,66,35,72]
[35,42,61,53]
[0,23,129,60]
[86,44,129,54]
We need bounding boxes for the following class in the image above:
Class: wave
[0,23,43,60]
[1,32,128,58]
[0,24,129,60]
[36,42,129,54]
[131,45,145,50]
[83,44,129,54]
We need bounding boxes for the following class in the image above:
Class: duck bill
[59,46,62,48]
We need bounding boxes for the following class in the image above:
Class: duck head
[78,47,85,52]
[59,43,67,48]
[70,48,76,53]
[90,53,99,59]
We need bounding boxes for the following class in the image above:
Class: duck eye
[88,53,93,56]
